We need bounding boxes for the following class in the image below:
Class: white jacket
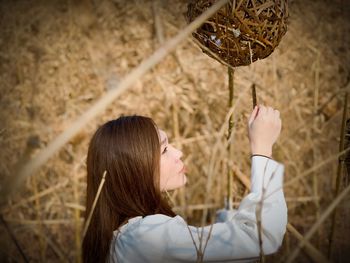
[109,156,287,262]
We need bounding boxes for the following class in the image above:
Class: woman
[82,105,287,263]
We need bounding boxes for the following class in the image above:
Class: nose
[172,145,183,161]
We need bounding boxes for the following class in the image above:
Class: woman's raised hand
[247,105,281,158]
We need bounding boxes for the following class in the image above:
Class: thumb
[248,105,259,126]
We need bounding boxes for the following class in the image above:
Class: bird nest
[186,0,288,67]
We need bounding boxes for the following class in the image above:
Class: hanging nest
[186,0,288,67]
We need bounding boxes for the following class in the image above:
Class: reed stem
[82,171,107,240]
[251,83,257,109]
[226,67,235,210]
[328,91,348,258]
[0,214,29,263]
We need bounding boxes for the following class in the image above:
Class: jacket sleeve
[115,156,287,262]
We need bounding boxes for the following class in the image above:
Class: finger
[273,109,280,124]
[267,106,274,115]
[279,118,282,131]
[258,104,267,116]
[248,105,259,125]
[274,109,280,119]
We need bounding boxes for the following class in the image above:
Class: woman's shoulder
[143,213,183,224]
[114,214,185,236]
[110,214,199,262]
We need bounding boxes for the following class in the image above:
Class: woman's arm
[188,155,286,261]
[113,155,287,262]
[214,155,287,257]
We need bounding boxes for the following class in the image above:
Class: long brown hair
[82,115,176,263]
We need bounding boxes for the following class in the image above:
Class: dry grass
[0,0,349,262]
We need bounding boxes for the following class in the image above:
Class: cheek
[159,158,169,187]
[160,157,167,174]
[159,157,179,189]
[160,154,174,172]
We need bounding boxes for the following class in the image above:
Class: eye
[162,147,168,154]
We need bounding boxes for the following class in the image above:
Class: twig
[0,214,29,263]
[185,224,201,261]
[82,171,107,239]
[312,53,321,248]
[30,225,70,263]
[327,91,348,258]
[5,218,84,225]
[284,146,350,188]
[152,1,165,45]
[256,160,271,263]
[226,67,235,211]
[248,41,253,64]
[251,83,257,109]
[73,167,82,263]
[1,179,70,213]
[256,193,265,263]
[280,81,350,145]
[201,224,215,262]
[191,36,235,70]
[286,224,330,263]
[172,101,187,217]
[31,175,46,262]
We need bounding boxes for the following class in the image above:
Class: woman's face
[158,129,187,191]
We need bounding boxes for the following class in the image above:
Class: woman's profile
[82,105,287,263]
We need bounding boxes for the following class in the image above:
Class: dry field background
[0,0,349,262]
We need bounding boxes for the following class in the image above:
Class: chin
[163,174,188,191]
[183,174,187,185]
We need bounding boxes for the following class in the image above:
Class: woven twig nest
[186,0,288,67]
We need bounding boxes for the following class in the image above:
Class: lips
[179,165,186,174]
